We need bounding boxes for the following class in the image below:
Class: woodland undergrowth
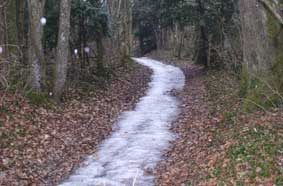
[200,70,283,186]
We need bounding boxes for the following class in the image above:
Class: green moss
[121,55,133,65]
[271,52,283,93]
[222,111,236,128]
[267,8,283,94]
[241,11,283,110]
[242,82,263,111]
[276,176,283,186]
[25,90,51,106]
[266,11,281,40]
[224,126,279,183]
[0,105,9,113]
[212,164,222,178]
[7,0,18,46]
[239,65,268,111]
[241,77,282,111]
[239,64,249,98]
[236,181,244,186]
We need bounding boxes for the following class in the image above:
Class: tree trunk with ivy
[239,0,283,105]
[27,0,46,91]
[0,1,6,48]
[107,0,132,63]
[16,0,26,55]
[95,32,105,75]
[53,0,71,100]
[239,0,283,76]
[195,0,209,67]
[0,1,8,57]
[0,0,8,88]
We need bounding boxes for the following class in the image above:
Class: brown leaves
[153,56,283,186]
[154,60,212,186]
[0,63,151,186]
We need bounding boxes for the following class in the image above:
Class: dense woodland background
[0,0,133,101]
[134,0,283,110]
[0,0,283,108]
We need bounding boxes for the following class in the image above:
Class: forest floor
[0,62,151,186]
[149,51,283,186]
[1,52,283,186]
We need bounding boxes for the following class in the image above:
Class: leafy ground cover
[150,51,283,186]
[0,62,151,186]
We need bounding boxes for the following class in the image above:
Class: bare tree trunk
[0,0,8,58]
[0,1,8,88]
[195,0,209,67]
[16,0,25,52]
[0,2,6,46]
[27,0,46,91]
[53,0,71,100]
[172,24,185,59]
[239,0,276,74]
[95,32,105,75]
[107,0,132,62]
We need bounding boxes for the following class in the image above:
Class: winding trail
[59,58,185,186]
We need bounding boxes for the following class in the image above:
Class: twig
[132,169,139,186]
[259,0,283,26]
[0,44,23,57]
[239,98,267,112]
[0,86,8,105]
[251,74,283,101]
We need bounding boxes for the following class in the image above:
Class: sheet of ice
[59,57,185,186]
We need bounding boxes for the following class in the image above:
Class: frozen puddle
[59,57,185,186]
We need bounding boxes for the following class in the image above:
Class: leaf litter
[0,62,151,186]
[150,51,283,186]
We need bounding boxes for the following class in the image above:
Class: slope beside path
[0,62,151,186]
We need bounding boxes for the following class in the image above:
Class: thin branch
[239,98,267,112]
[259,0,283,26]
[251,73,283,101]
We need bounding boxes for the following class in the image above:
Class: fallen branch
[239,98,267,112]
[251,73,283,102]
[259,0,283,26]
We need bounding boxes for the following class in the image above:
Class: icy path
[59,58,185,186]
